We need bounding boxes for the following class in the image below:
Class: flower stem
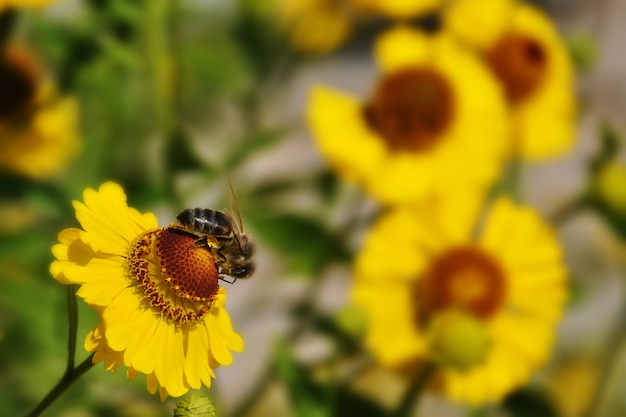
[24,353,96,417]
[65,285,78,375]
[392,362,436,417]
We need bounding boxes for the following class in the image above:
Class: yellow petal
[374,26,431,74]
[74,182,146,254]
[307,86,386,184]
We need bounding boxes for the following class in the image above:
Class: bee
[176,185,255,281]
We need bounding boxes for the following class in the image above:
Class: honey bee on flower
[173,204,255,281]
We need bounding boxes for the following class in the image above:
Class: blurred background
[0,0,625,416]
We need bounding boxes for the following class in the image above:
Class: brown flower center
[0,47,39,120]
[485,33,548,103]
[364,67,454,152]
[415,246,506,321]
[156,228,220,301]
[128,228,220,326]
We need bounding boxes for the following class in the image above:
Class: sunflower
[0,44,80,179]
[352,193,568,405]
[307,26,509,205]
[50,182,244,399]
[444,0,576,160]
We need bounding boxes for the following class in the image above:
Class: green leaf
[232,0,287,80]
[0,9,16,45]
[588,199,626,241]
[567,31,598,72]
[590,123,622,173]
[274,341,386,417]
[275,341,329,417]
[248,170,340,204]
[184,38,254,98]
[165,127,207,174]
[174,395,217,417]
[332,389,387,417]
[247,213,352,276]
[223,128,290,171]
[309,312,362,354]
[502,389,559,417]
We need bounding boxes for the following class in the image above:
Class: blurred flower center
[0,48,38,120]
[415,246,506,321]
[485,33,548,103]
[129,228,219,325]
[365,67,454,152]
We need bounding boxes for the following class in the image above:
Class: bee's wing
[228,180,245,234]
[227,180,246,251]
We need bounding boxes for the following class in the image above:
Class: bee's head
[230,262,255,279]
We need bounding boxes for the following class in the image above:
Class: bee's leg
[184,237,210,253]
[219,275,237,284]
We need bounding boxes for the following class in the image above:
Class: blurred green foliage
[0,1,623,417]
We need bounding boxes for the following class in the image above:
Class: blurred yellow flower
[352,193,568,405]
[444,0,576,160]
[0,44,80,179]
[0,0,58,10]
[308,27,509,204]
[50,183,244,399]
[359,0,443,20]
[279,0,357,54]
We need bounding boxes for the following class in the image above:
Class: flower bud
[426,309,490,371]
[593,160,626,215]
[173,395,216,417]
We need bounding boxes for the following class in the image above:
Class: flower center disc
[486,33,548,103]
[365,67,454,152]
[0,48,38,120]
[415,246,506,321]
[156,228,219,302]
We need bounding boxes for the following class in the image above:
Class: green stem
[64,285,78,375]
[581,299,626,417]
[501,155,523,203]
[25,353,96,417]
[392,362,436,417]
[550,195,588,226]
[167,0,184,124]
[142,0,171,134]
[24,284,92,417]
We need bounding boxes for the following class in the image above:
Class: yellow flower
[278,0,357,54]
[308,27,509,204]
[360,0,443,20]
[0,0,58,11]
[444,0,576,160]
[352,193,568,405]
[0,44,80,179]
[50,183,244,399]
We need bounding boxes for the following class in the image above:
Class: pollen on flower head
[156,228,220,301]
[128,227,220,326]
